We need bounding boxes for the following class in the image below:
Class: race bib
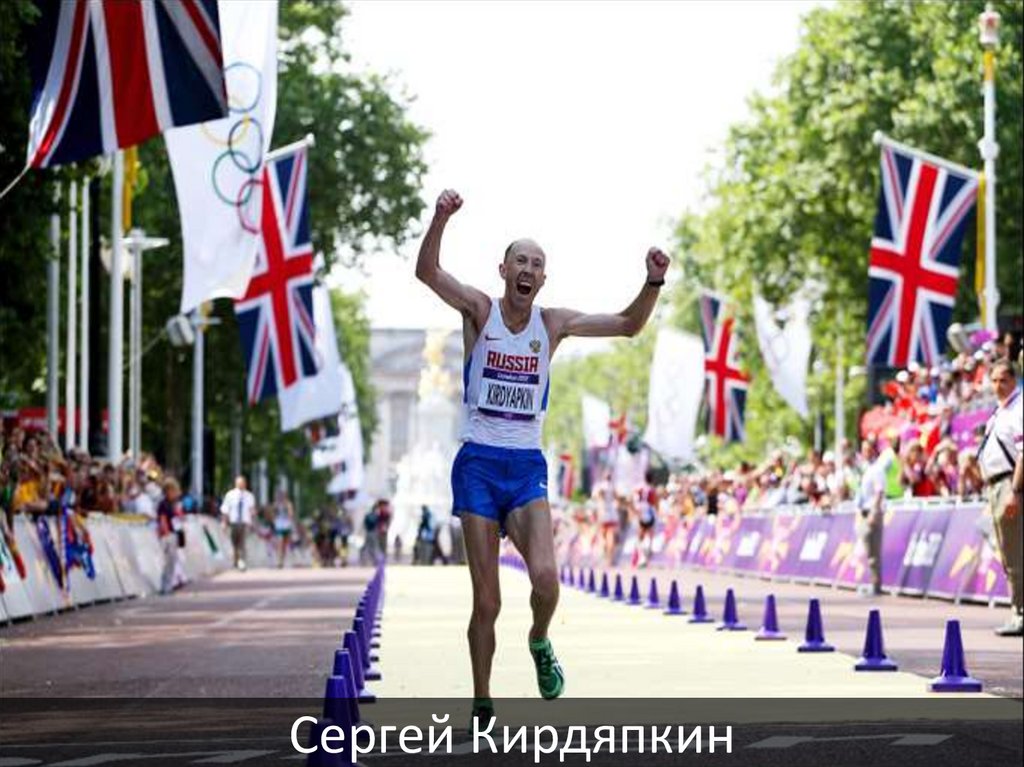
[477,352,541,420]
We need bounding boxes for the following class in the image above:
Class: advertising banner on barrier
[561,503,1012,606]
[725,515,767,572]
[926,504,986,599]
[790,514,835,582]
[755,513,802,577]
[896,506,953,595]
[682,517,713,567]
[774,514,812,578]
[961,519,1011,605]
[702,514,743,569]
[880,507,921,588]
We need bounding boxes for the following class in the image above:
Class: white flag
[326,377,364,493]
[311,364,359,469]
[753,293,811,418]
[166,0,278,314]
[278,283,345,431]
[643,328,705,463]
[581,394,611,449]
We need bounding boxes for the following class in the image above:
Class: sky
[329,0,820,356]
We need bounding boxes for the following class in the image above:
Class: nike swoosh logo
[539,482,548,489]
[485,335,502,341]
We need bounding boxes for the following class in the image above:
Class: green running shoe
[529,638,565,700]
[470,698,495,732]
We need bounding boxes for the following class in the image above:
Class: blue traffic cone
[354,617,380,673]
[599,572,610,599]
[717,588,747,631]
[855,609,898,671]
[928,620,983,692]
[578,568,587,590]
[612,573,625,602]
[330,649,361,724]
[560,565,568,585]
[663,580,686,615]
[755,594,786,640]
[323,674,357,732]
[688,585,715,623]
[587,569,596,594]
[797,598,834,652]
[627,575,642,605]
[343,631,376,703]
[645,577,661,609]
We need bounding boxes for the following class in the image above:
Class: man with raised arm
[416,189,670,723]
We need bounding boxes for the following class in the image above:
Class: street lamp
[978,3,1000,333]
[123,228,168,460]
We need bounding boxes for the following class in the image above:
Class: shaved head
[504,238,546,264]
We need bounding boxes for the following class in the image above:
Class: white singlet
[461,298,551,450]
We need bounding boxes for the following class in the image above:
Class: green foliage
[544,330,656,454]
[0,1,429,516]
[543,1,1021,469]
[678,0,1021,467]
[0,0,59,404]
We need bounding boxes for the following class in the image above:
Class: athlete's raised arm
[415,189,491,330]
[545,247,670,347]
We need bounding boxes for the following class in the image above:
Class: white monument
[391,329,460,548]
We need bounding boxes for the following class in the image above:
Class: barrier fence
[0,514,313,623]
[557,500,1009,606]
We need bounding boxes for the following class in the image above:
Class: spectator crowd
[558,331,1020,566]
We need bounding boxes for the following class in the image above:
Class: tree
[0,1,429,516]
[669,0,1021,467]
[0,0,65,405]
[541,1,1022,469]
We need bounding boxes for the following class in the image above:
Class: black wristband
[647,278,665,288]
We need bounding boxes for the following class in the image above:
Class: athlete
[416,189,669,723]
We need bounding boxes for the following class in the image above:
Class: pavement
[374,563,1024,700]
[0,566,374,697]
[1,561,1020,767]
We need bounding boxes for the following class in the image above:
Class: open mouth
[516,280,533,295]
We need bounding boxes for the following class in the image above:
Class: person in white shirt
[854,439,890,596]
[220,475,256,571]
[978,359,1023,636]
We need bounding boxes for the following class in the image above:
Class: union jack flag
[235,147,317,404]
[866,142,978,366]
[699,292,749,443]
[26,0,227,169]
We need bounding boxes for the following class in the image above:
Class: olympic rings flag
[165,0,278,314]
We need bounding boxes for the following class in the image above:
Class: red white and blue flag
[699,292,749,443]
[26,0,227,168]
[866,141,978,367]
[235,146,317,405]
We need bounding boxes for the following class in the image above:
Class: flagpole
[47,184,61,440]
[108,150,125,461]
[834,310,845,491]
[871,132,980,180]
[65,180,78,451]
[264,133,316,162]
[978,4,1001,333]
[191,308,205,500]
[79,178,90,453]
[125,229,169,459]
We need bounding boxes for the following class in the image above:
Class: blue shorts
[451,442,548,531]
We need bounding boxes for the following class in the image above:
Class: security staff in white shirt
[854,439,890,596]
[978,358,1024,636]
[220,474,257,572]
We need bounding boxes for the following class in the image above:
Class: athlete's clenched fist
[646,247,670,282]
[435,189,463,220]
